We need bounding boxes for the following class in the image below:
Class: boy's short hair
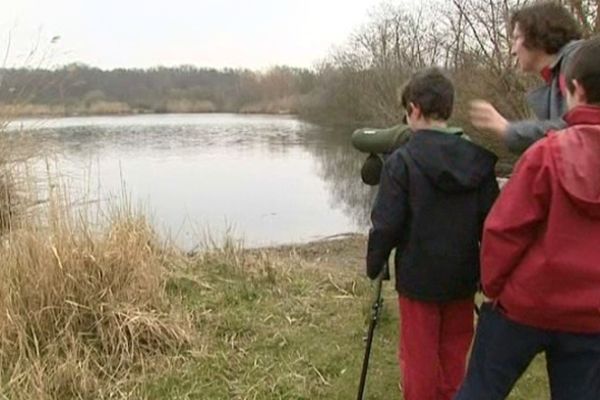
[565,37,600,104]
[400,67,454,121]
[510,2,581,54]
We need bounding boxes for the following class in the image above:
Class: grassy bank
[142,235,400,399]
[0,178,547,398]
[142,236,549,400]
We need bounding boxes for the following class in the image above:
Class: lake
[8,113,376,249]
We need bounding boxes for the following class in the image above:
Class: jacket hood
[406,129,497,192]
[550,105,600,217]
[549,40,583,71]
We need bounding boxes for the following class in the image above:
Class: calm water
[9,114,375,249]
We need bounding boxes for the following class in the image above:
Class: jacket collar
[539,40,581,83]
[550,40,580,70]
[426,126,463,136]
[564,105,600,126]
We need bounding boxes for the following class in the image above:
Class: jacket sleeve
[506,41,581,154]
[481,142,551,298]
[366,152,408,279]
[505,118,566,154]
[477,171,500,241]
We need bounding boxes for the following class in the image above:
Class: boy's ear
[572,79,588,103]
[409,102,422,119]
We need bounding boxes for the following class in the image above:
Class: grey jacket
[505,40,582,153]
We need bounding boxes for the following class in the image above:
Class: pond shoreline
[3,109,299,120]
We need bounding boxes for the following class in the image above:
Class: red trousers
[398,296,474,400]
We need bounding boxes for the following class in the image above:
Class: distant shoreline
[5,109,299,120]
[1,106,299,120]
[0,96,303,120]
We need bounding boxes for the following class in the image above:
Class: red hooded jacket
[482,105,600,333]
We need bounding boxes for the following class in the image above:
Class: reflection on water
[302,128,378,227]
[8,114,376,249]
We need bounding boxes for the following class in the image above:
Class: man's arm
[366,152,409,279]
[505,118,567,154]
[470,100,567,154]
[481,142,552,298]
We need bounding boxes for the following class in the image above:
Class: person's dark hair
[400,67,454,121]
[565,37,600,104]
[510,2,582,54]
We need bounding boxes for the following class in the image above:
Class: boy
[366,67,499,400]
[456,37,600,400]
[470,2,582,154]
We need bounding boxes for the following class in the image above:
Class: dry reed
[0,173,192,399]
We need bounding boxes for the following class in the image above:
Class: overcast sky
[1,0,397,71]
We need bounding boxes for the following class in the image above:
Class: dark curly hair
[400,67,454,121]
[565,37,600,104]
[511,2,582,54]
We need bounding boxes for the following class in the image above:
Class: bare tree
[560,0,600,35]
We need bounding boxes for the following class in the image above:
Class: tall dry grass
[0,164,193,398]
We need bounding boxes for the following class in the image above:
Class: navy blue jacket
[367,129,499,301]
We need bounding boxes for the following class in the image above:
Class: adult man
[470,2,582,153]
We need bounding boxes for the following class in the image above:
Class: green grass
[138,245,549,399]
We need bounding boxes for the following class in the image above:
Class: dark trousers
[455,302,600,400]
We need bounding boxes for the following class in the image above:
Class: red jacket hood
[549,105,600,217]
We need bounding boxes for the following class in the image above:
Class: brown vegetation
[2,1,599,131]
[0,65,315,117]
[298,0,600,167]
[0,161,192,398]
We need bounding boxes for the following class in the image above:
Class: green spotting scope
[351,124,413,154]
[351,124,464,185]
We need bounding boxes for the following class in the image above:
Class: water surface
[9,113,375,249]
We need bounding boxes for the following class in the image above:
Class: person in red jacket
[455,37,600,400]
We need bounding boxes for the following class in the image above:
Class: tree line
[301,0,599,161]
[0,64,317,116]
[1,0,598,149]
